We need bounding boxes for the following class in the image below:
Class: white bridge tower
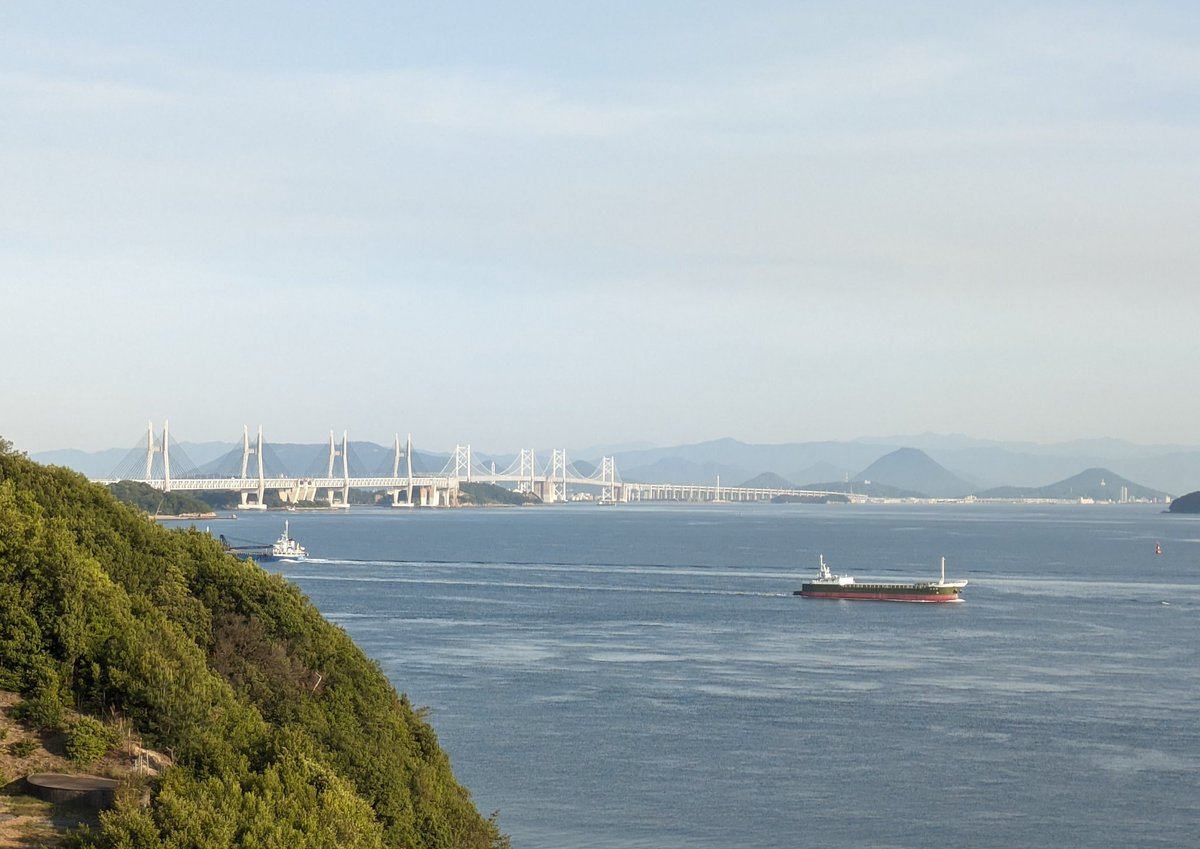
[239,425,267,509]
[549,449,568,503]
[390,433,414,507]
[325,430,350,508]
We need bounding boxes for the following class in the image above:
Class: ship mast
[940,556,946,585]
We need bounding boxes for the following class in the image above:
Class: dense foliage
[0,438,507,849]
[65,715,119,765]
[107,480,215,516]
[458,483,540,506]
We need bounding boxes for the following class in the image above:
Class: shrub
[10,738,37,758]
[13,688,65,731]
[66,716,117,765]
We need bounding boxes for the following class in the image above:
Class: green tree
[65,716,118,765]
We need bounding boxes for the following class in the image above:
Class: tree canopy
[0,438,507,849]
[107,480,216,516]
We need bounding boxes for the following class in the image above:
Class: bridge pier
[281,479,318,504]
[324,485,351,509]
[238,490,267,510]
[388,488,413,507]
[411,484,458,507]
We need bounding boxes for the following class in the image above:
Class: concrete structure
[25,773,119,809]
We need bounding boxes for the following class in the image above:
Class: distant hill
[771,492,850,504]
[1100,451,1200,499]
[31,446,134,478]
[611,438,888,481]
[853,448,976,498]
[35,442,243,479]
[569,440,656,457]
[739,471,795,489]
[795,480,925,498]
[785,461,848,485]
[621,456,753,486]
[1168,491,1200,513]
[571,459,597,477]
[858,432,1200,459]
[976,468,1169,502]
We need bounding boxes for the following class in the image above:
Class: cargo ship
[794,555,966,602]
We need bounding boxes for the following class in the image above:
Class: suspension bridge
[92,422,856,508]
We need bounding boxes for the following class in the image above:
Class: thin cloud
[0,72,169,110]
[238,69,658,139]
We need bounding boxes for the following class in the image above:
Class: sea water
[224,503,1199,849]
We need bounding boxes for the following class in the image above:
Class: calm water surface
[224,504,1199,849]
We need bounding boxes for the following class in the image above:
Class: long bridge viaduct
[93,422,860,508]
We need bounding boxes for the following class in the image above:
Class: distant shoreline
[154,513,232,521]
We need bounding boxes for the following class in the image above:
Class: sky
[2,1,1198,454]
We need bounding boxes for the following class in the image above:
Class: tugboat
[265,520,308,562]
[794,555,966,602]
[220,520,308,562]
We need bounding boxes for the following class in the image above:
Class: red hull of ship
[798,590,962,603]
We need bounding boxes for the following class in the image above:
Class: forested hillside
[106,480,215,516]
[0,438,507,848]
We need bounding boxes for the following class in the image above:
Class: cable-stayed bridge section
[94,422,855,507]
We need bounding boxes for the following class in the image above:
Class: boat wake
[285,571,786,599]
[281,556,801,582]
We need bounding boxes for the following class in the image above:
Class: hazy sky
[3,2,1198,453]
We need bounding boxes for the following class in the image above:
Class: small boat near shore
[794,555,966,602]
[220,520,308,562]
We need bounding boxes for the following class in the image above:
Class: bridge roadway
[619,482,860,503]
[95,475,860,506]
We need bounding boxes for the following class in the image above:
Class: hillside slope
[976,467,1170,501]
[0,438,507,849]
[854,448,976,498]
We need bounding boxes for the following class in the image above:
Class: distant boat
[220,520,308,562]
[794,555,967,602]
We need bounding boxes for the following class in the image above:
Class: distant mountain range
[612,436,1198,497]
[748,450,1170,502]
[29,433,1198,500]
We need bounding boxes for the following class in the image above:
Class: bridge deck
[94,475,856,502]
